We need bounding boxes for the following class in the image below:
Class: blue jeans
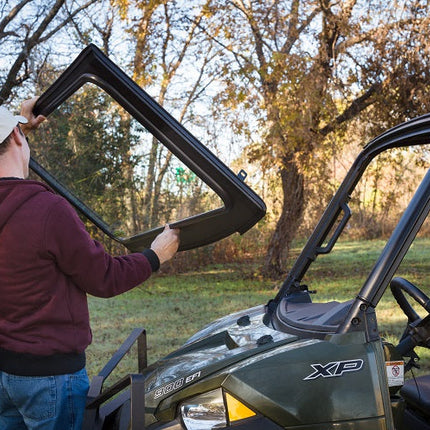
[0,368,89,430]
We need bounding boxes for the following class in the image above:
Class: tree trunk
[262,155,304,278]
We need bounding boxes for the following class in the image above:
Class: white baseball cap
[0,106,28,143]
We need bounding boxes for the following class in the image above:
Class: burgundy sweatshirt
[0,179,158,375]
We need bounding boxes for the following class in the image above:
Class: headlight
[180,388,256,429]
[181,389,226,429]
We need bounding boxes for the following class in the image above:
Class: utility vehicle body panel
[142,307,389,429]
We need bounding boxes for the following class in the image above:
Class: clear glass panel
[30,84,223,238]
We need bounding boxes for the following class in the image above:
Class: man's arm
[43,180,180,298]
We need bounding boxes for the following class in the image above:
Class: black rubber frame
[32,44,266,252]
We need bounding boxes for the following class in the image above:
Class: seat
[400,375,430,419]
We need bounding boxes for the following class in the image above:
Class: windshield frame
[32,44,266,252]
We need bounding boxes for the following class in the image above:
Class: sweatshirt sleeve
[43,197,155,298]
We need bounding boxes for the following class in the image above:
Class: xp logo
[304,359,364,380]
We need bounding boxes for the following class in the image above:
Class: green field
[86,237,430,384]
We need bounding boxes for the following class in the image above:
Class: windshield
[30,44,266,252]
[31,84,222,240]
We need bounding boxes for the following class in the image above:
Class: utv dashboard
[31,44,266,252]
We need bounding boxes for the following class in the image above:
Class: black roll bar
[271,113,430,329]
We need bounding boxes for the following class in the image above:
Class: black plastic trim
[275,113,430,304]
[32,44,266,252]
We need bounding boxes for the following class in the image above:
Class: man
[0,97,180,430]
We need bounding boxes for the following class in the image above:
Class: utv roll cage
[266,114,430,339]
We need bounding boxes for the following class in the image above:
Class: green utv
[33,45,430,430]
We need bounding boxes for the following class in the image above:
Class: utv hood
[142,305,300,424]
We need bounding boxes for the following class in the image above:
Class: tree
[203,0,430,277]
[117,0,224,228]
[4,1,430,272]
[0,0,99,104]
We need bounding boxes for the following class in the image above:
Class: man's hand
[150,225,180,265]
[20,97,46,135]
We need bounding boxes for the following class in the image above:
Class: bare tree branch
[161,0,212,86]
[319,81,382,136]
[38,0,98,44]
[0,0,97,103]
[0,0,31,39]
[337,16,426,52]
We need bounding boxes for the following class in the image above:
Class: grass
[85,237,430,383]
[86,267,275,381]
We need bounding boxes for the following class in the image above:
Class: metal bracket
[82,328,147,430]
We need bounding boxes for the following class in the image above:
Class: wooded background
[2,0,430,278]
